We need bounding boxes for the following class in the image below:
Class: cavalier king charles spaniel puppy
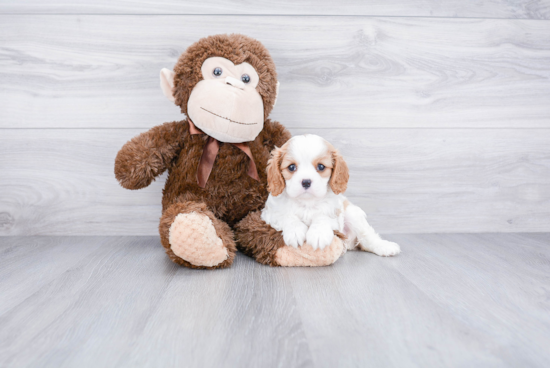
[261,134,400,256]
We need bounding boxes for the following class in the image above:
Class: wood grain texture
[287,233,550,367]
[0,236,312,368]
[1,234,549,367]
[1,16,550,129]
[0,0,549,19]
[0,236,105,315]
[1,128,549,235]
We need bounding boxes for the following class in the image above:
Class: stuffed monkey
[115,34,343,269]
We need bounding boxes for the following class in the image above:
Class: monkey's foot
[169,212,228,267]
[275,236,344,267]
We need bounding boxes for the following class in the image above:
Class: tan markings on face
[313,152,334,178]
[280,154,297,180]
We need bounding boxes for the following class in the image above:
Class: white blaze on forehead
[287,135,328,165]
[281,134,333,199]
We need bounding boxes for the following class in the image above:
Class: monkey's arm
[115,121,187,190]
[260,119,292,151]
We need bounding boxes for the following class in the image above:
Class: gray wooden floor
[1,234,549,367]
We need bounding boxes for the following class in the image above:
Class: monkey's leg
[159,201,236,269]
[234,211,344,267]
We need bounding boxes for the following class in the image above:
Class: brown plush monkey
[115,34,344,268]
[115,34,291,269]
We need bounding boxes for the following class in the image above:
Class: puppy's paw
[283,221,308,248]
[370,240,401,257]
[306,224,334,250]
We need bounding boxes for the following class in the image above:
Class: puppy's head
[267,134,349,198]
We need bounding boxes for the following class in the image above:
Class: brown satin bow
[188,119,259,188]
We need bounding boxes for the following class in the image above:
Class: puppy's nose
[302,179,312,189]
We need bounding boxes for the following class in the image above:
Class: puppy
[261,134,400,257]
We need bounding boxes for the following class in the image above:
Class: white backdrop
[1,1,550,235]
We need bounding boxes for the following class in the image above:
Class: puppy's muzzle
[302,179,312,189]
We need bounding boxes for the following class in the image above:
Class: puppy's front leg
[306,218,336,250]
[281,216,308,248]
[344,204,400,256]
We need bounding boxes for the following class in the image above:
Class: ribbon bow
[188,120,259,188]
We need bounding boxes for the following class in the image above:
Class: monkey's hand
[114,121,186,190]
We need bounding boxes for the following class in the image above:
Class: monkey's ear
[272,81,280,108]
[160,68,176,102]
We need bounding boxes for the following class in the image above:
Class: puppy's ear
[267,145,286,196]
[329,148,349,194]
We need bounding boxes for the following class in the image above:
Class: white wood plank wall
[1,1,550,235]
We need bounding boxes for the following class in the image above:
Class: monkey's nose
[225,76,245,89]
[302,179,311,189]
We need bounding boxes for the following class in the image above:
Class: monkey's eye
[288,164,297,172]
[213,67,223,77]
[317,164,325,171]
[241,74,251,84]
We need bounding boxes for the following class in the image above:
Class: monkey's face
[160,34,279,143]
[186,57,264,143]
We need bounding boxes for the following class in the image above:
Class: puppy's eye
[317,164,325,171]
[213,67,223,77]
[288,164,296,172]
[241,74,250,84]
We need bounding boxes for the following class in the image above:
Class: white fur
[261,135,400,256]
